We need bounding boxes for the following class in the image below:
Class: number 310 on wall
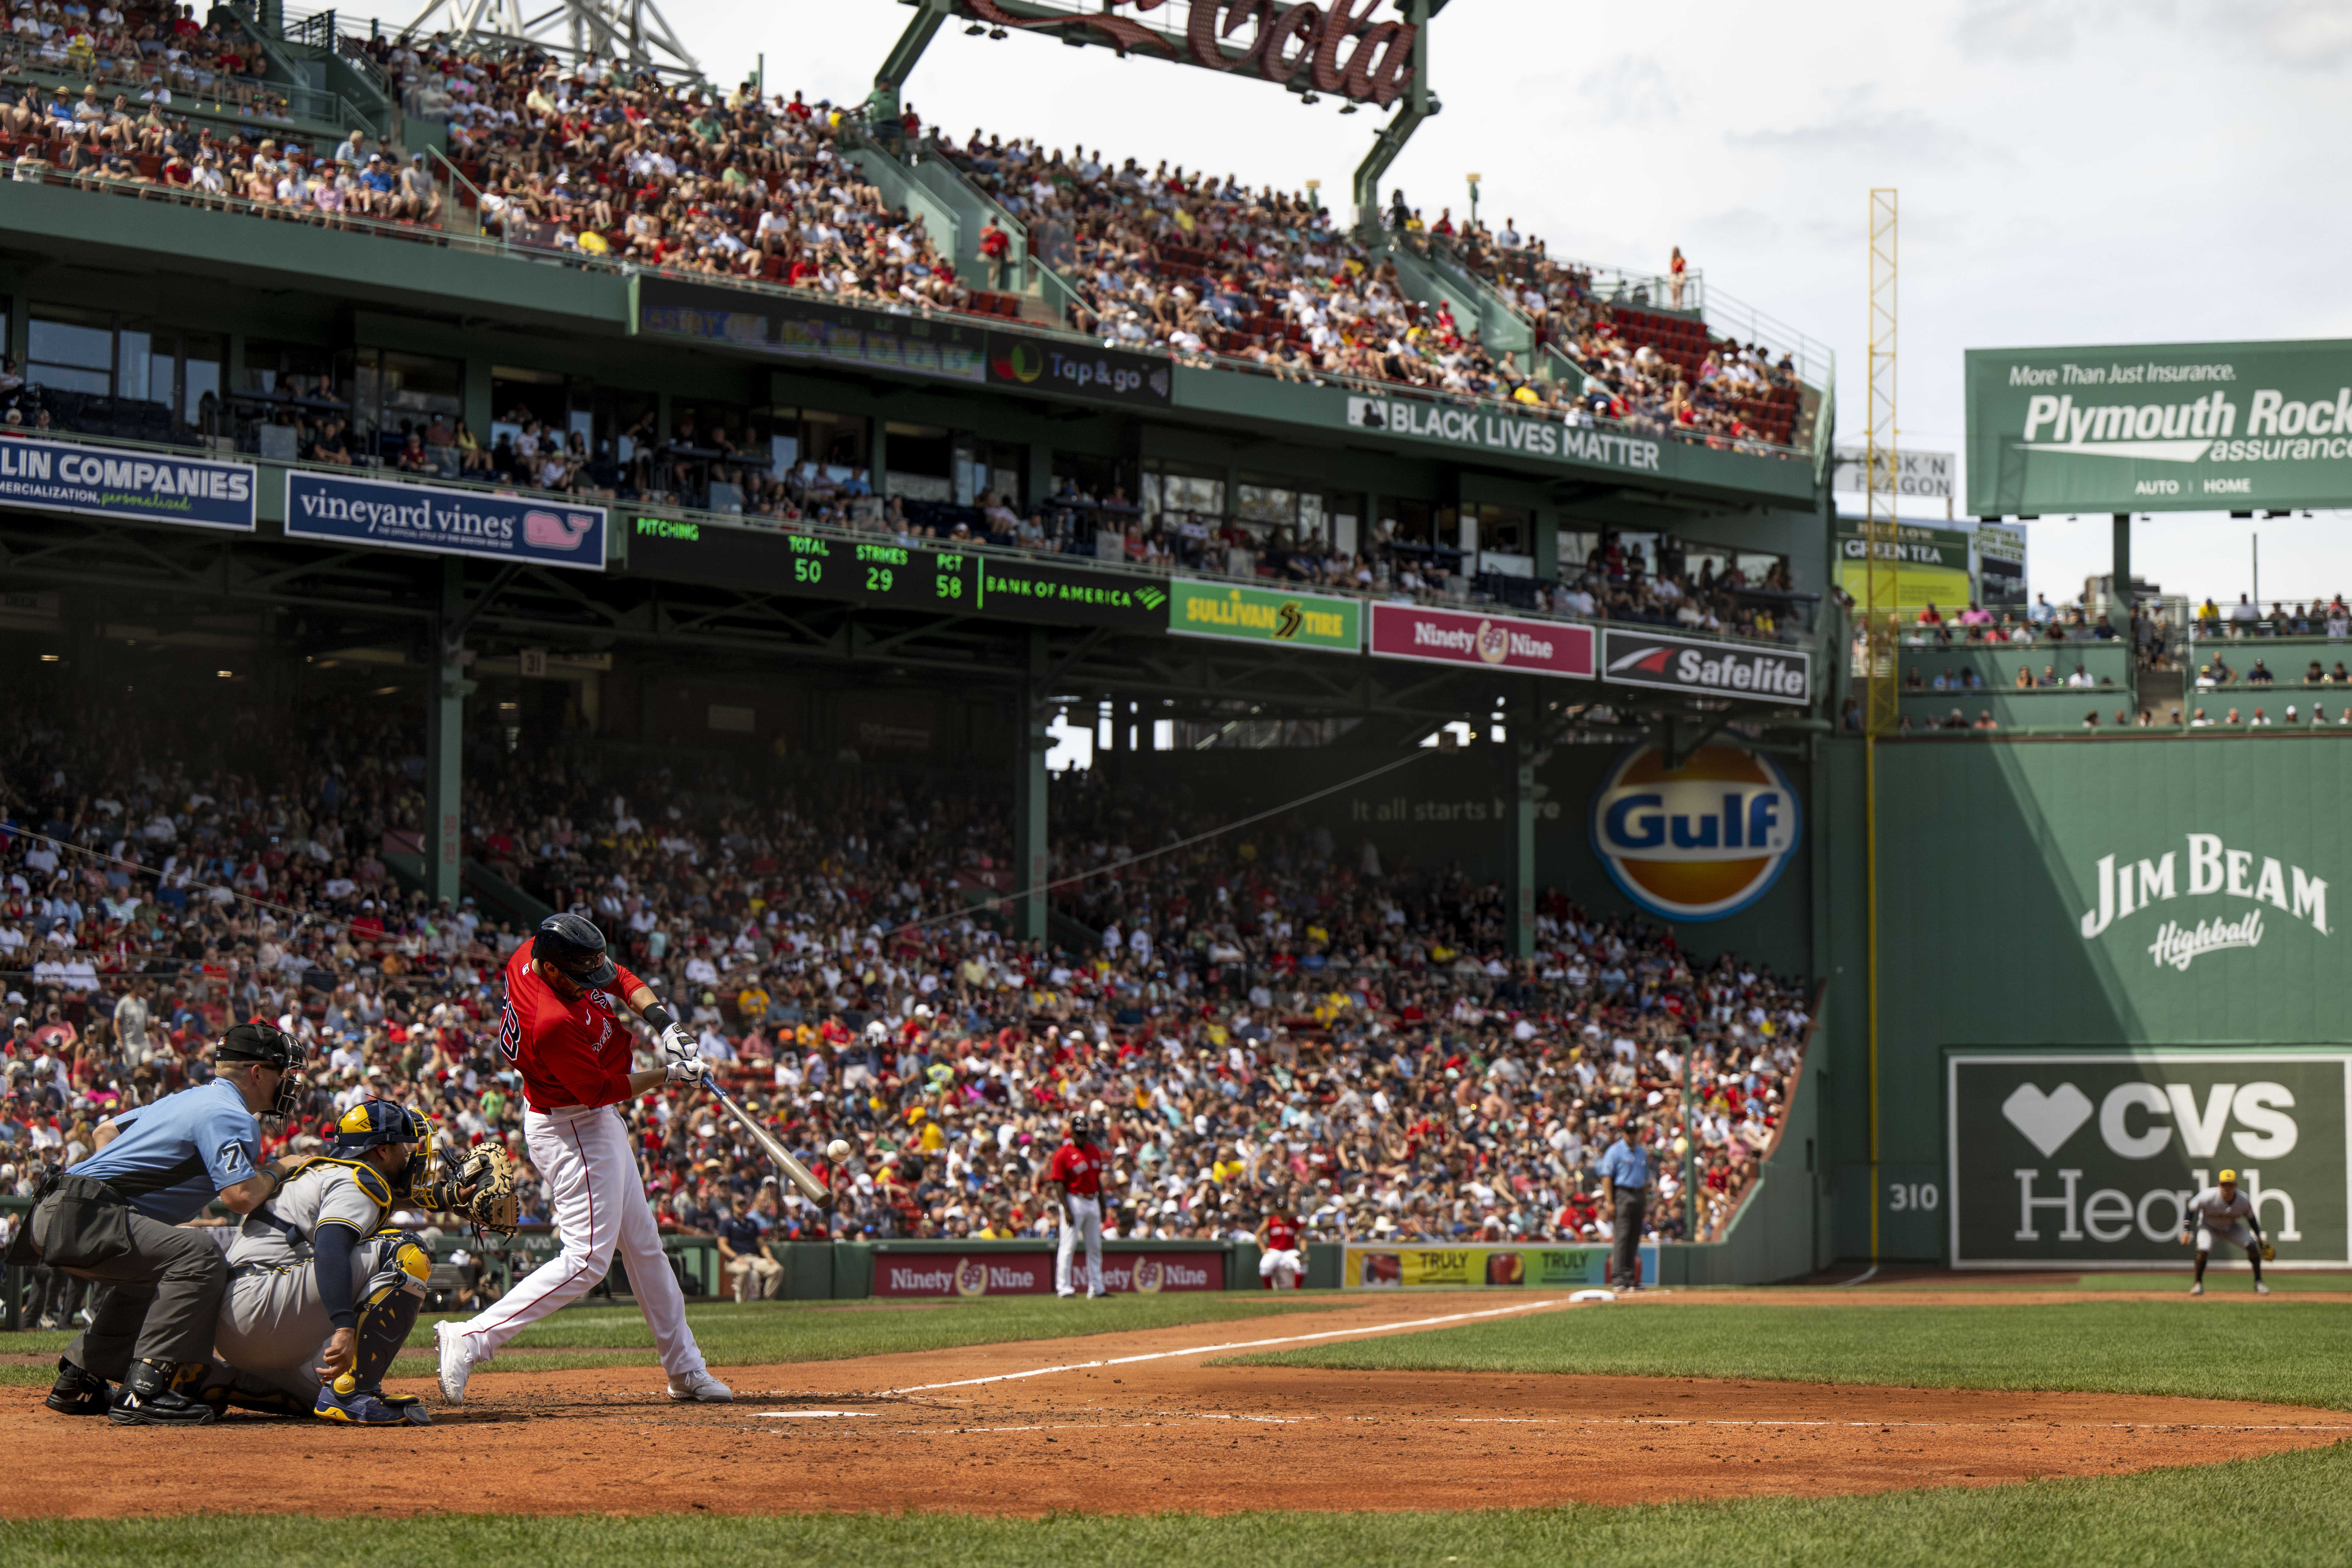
[1888,1182,1940,1211]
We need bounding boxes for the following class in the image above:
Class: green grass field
[1227,1298,2352,1409]
[0,1292,1330,1387]
[3,1442,2349,1568]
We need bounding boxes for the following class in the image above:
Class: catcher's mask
[333,1099,435,1202]
[534,912,618,990]
[216,1021,311,1122]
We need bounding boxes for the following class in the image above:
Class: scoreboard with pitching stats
[627,516,1167,632]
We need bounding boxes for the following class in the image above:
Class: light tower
[395,0,702,79]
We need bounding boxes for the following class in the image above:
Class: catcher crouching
[202,1099,518,1425]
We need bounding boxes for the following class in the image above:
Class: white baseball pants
[1056,1194,1102,1296]
[455,1103,708,1378]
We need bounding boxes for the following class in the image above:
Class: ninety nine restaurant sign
[871,1248,1224,1296]
[1168,579,1362,650]
[1966,337,2352,515]
[1367,603,1595,678]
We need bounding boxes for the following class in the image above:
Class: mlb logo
[1346,397,1387,430]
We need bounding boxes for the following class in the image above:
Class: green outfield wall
[1814,731,2352,1262]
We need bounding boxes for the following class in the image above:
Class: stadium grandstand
[4,0,2329,1322]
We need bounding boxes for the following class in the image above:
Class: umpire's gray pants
[27,1180,228,1376]
[1611,1189,1648,1289]
[212,1249,377,1401]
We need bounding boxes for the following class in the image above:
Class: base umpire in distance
[8,1021,307,1425]
[1596,1116,1651,1292]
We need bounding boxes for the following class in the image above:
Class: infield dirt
[9,1290,2344,1517]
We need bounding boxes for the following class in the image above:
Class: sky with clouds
[624,0,2348,605]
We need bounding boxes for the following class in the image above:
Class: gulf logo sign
[1589,745,1802,922]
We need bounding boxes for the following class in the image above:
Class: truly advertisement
[0,435,255,532]
[1343,1242,1657,1289]
[286,473,607,570]
[1947,1051,2352,1267]
[871,1248,1224,1297]
[1600,628,1810,703]
[1966,338,2352,514]
[1367,603,1595,678]
[1168,579,1362,650]
[1589,744,1802,922]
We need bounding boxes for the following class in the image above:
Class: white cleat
[667,1369,733,1403]
[436,1320,480,1404]
[2256,1282,2272,1296]
[2190,1282,2205,1297]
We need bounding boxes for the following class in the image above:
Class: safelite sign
[1367,603,1595,678]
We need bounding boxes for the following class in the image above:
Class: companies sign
[1343,1241,1658,1290]
[870,1246,1223,1297]
[0,436,255,532]
[1599,628,1811,704]
[285,473,607,570]
[1966,338,2352,514]
[1168,579,1362,650]
[1947,1051,2351,1267]
[1590,744,1802,923]
[1366,603,1594,678]
[2076,834,2330,971]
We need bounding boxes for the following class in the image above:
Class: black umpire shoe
[45,1356,111,1416]
[107,1360,218,1427]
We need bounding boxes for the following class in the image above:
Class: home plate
[1570,1289,1617,1303]
[758,1410,879,1419]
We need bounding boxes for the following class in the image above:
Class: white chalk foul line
[880,1297,1576,1395]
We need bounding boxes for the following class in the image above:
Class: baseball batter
[2179,1168,2272,1297]
[436,914,730,1403]
[203,1099,439,1425]
[1256,1206,1303,1290]
[1045,1113,1106,1299]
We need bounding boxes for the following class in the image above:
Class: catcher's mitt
[433,1144,522,1236]
[2261,1241,2277,1262]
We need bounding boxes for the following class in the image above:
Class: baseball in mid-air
[826,1139,852,1162]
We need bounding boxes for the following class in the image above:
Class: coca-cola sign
[956,0,1420,107]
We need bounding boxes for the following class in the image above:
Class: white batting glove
[664,1053,709,1085]
[659,1022,695,1064]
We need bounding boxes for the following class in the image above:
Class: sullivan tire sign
[1947,1051,2350,1267]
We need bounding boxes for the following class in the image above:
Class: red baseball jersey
[1047,1140,1105,1197]
[499,943,645,1112]
[1262,1213,1301,1251]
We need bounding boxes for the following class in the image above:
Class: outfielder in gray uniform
[203,1098,443,1425]
[2179,1168,2271,1297]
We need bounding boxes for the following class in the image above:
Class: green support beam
[1352,0,1435,238]
[1509,687,1543,961]
[2111,511,2133,642]
[423,558,474,907]
[1013,627,1051,944]
[868,0,954,133]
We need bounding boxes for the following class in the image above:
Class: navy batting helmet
[534,912,618,989]
[333,1099,435,1201]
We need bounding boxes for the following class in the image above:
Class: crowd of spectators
[2193,595,2352,640]
[0,683,1813,1316]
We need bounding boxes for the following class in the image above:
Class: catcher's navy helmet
[534,912,618,988]
[333,1099,434,1200]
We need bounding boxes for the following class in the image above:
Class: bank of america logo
[1137,587,1167,610]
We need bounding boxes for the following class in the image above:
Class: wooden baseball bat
[703,1075,830,1206]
